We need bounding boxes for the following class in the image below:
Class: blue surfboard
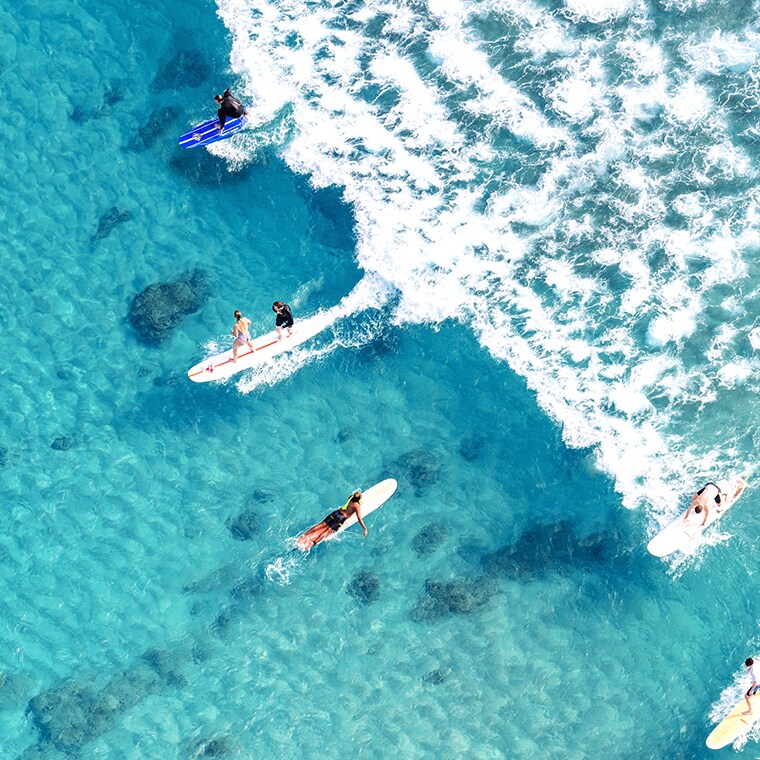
[178,109,249,149]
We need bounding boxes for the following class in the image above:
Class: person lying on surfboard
[272,301,294,340]
[297,491,367,550]
[743,658,760,715]
[682,482,727,526]
[231,309,256,363]
[214,89,247,133]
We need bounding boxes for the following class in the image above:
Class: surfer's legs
[276,325,283,341]
[232,339,253,363]
[743,686,760,714]
[299,522,332,548]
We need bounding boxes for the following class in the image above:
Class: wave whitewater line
[215,0,759,519]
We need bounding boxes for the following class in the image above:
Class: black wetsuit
[275,303,294,329]
[217,89,245,129]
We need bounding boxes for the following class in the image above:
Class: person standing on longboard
[743,658,760,715]
[214,89,247,133]
[273,301,294,340]
[231,309,255,363]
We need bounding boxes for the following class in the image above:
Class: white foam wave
[666,79,715,125]
[215,0,759,520]
[682,31,759,76]
[562,0,645,23]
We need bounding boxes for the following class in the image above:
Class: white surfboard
[187,314,328,383]
[296,479,398,551]
[707,690,760,750]
[647,476,748,558]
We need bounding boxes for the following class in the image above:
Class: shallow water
[0,0,758,757]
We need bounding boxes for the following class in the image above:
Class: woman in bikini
[297,491,367,550]
[231,309,255,363]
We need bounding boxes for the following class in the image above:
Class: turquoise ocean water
[1,0,759,757]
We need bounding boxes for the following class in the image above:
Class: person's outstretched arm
[355,506,368,537]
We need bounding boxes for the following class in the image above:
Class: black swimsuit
[324,509,347,532]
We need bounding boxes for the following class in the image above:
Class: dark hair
[234,310,242,320]
[694,505,703,514]
[350,490,362,502]
[214,94,223,102]
[272,301,284,311]
[747,658,755,667]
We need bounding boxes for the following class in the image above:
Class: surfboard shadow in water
[90,206,133,247]
[152,47,210,91]
[70,84,125,124]
[125,106,181,152]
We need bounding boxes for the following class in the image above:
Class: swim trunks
[324,509,347,532]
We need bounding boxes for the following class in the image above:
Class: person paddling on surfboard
[682,482,727,527]
[231,309,255,363]
[743,658,760,715]
[214,89,247,133]
[272,301,294,340]
[297,491,367,550]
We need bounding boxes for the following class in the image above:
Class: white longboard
[647,476,748,558]
[187,314,328,383]
[707,691,760,750]
[296,479,398,551]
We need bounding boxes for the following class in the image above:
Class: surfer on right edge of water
[743,658,760,715]
[296,491,366,551]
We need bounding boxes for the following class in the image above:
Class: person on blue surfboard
[214,89,247,133]
[272,301,294,340]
